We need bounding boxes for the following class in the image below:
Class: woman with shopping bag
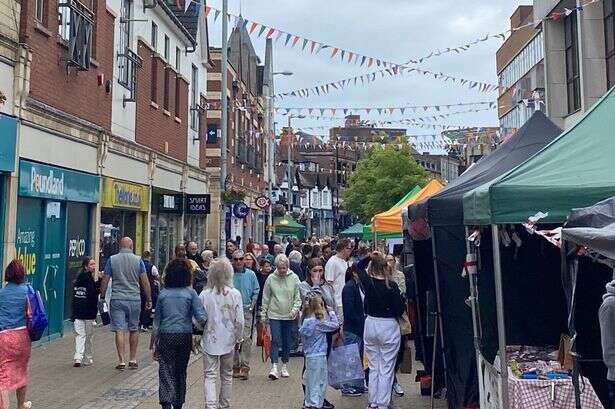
[356,252,406,409]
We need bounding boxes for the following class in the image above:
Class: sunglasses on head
[233,257,244,261]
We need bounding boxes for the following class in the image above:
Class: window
[164,35,170,61]
[605,0,615,88]
[150,57,158,103]
[118,0,140,94]
[58,0,93,70]
[36,0,45,23]
[498,31,544,91]
[163,66,170,110]
[175,46,181,72]
[565,12,581,113]
[322,189,331,208]
[190,64,199,130]
[151,22,158,51]
[174,75,181,118]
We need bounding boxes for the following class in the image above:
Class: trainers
[269,364,279,380]
[392,381,405,397]
[341,387,362,397]
[322,399,335,409]
[280,363,290,378]
[73,360,81,367]
[82,358,93,366]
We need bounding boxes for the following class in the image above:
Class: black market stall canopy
[409,110,562,226]
[274,215,306,239]
[563,196,615,260]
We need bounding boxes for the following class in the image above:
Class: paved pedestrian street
[20,327,445,409]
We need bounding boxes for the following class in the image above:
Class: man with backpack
[139,251,160,331]
[100,237,152,370]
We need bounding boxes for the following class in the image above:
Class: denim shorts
[109,299,141,332]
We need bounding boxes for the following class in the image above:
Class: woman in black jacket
[71,256,100,367]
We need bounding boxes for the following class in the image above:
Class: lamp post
[219,0,228,256]
[286,114,305,212]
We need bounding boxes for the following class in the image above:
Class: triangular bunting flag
[292,36,300,47]
[249,22,258,34]
[258,25,267,37]
[331,48,339,58]
[367,58,373,68]
[266,28,275,39]
[213,9,221,22]
[310,41,317,53]
[285,33,292,45]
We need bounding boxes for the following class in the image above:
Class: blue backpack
[26,284,49,341]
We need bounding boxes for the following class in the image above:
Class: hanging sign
[255,195,271,209]
[186,194,211,215]
[232,202,250,219]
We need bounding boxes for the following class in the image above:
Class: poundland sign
[19,160,100,203]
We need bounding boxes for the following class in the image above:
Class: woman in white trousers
[356,253,405,409]
[199,258,244,409]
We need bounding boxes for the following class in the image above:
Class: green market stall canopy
[274,215,306,239]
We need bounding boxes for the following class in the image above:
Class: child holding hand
[299,295,339,409]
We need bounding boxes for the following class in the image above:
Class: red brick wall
[136,40,188,162]
[20,0,114,130]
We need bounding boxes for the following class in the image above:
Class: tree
[343,144,429,223]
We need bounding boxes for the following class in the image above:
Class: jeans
[609,380,615,409]
[304,355,328,408]
[269,319,293,364]
[290,318,300,351]
[233,310,253,369]
[342,331,365,390]
[203,351,234,409]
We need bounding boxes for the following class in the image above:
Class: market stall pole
[491,224,509,408]
[430,227,449,405]
[465,226,485,403]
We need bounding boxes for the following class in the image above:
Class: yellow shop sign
[102,177,149,211]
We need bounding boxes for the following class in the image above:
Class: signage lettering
[17,248,36,276]
[186,194,211,214]
[68,237,86,258]
[114,183,142,207]
[31,167,64,197]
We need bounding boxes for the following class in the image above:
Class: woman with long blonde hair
[199,258,244,409]
[356,252,405,409]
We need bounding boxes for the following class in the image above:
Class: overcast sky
[207,0,529,143]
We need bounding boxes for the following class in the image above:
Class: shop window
[58,0,94,70]
[565,12,581,113]
[605,0,615,88]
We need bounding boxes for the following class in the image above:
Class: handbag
[98,300,110,326]
[256,322,266,347]
[398,311,412,336]
[327,343,365,389]
[261,330,271,362]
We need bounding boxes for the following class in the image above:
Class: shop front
[100,177,149,269]
[16,160,100,339]
[151,191,182,271]
[0,113,17,272]
[184,194,210,248]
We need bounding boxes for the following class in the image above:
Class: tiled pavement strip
[21,326,445,409]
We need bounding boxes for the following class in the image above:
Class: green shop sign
[19,160,100,203]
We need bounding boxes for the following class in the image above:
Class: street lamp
[286,114,305,211]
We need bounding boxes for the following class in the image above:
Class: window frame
[190,64,199,131]
[164,35,170,61]
[58,0,94,70]
[163,66,170,111]
[565,12,581,113]
[175,46,181,72]
[36,0,46,23]
[174,74,181,119]
[151,22,158,52]
[605,0,615,88]
[117,0,134,90]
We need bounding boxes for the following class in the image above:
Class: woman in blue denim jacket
[0,260,32,409]
[151,259,207,409]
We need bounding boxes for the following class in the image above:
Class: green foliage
[343,144,429,223]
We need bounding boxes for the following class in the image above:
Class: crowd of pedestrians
[0,234,414,409]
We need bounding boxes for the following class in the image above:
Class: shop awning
[372,180,443,233]
[408,111,560,227]
[362,223,402,240]
[340,223,364,238]
[464,87,615,225]
[274,215,306,239]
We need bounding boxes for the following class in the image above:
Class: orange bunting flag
[204,6,211,17]
[331,48,339,58]
[249,22,258,34]
[368,58,373,68]
[292,36,300,47]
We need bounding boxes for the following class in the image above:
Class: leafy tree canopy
[343,144,429,223]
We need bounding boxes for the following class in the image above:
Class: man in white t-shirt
[325,238,353,322]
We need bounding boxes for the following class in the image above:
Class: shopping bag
[256,322,266,347]
[26,285,48,341]
[327,343,364,389]
[398,311,412,336]
[261,330,271,362]
[98,300,110,326]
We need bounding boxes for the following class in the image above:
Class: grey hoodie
[599,280,615,380]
